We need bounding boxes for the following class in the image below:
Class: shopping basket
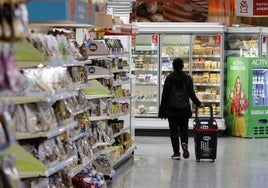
[193,105,218,162]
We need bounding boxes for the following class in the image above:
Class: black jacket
[158,70,201,119]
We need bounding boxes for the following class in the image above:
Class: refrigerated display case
[225,27,268,58]
[131,23,226,130]
[226,57,268,138]
[131,34,159,117]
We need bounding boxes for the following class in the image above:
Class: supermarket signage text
[251,110,268,115]
[230,60,246,71]
[251,58,268,66]
[236,0,268,16]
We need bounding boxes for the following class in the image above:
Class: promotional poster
[227,57,268,138]
[226,57,250,137]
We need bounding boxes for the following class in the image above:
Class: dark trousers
[168,115,189,154]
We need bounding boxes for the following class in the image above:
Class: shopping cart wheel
[211,159,215,163]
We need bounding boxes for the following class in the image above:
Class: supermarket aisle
[107,136,268,188]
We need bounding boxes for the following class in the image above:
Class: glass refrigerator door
[131,34,159,117]
[261,35,268,57]
[191,35,222,117]
[226,33,259,57]
[252,68,268,106]
[160,34,191,96]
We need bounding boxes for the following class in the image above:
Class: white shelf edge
[113,79,131,86]
[112,145,136,167]
[69,156,93,177]
[0,89,78,105]
[18,154,77,179]
[110,96,132,103]
[46,120,78,139]
[69,132,87,143]
[85,94,113,99]
[45,155,78,177]
[94,127,130,147]
[109,112,130,119]
[16,119,78,140]
[48,90,78,103]
[111,127,130,139]
[111,67,130,73]
[89,115,109,121]
[194,83,221,87]
[133,99,157,103]
[95,139,115,147]
[87,74,113,80]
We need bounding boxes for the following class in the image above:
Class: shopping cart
[193,105,218,162]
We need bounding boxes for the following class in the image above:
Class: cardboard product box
[94,12,113,29]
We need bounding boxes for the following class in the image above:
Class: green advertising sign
[226,57,250,137]
[227,57,268,138]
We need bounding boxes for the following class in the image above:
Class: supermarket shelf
[16,119,78,140]
[113,145,136,168]
[110,112,130,119]
[70,82,86,91]
[88,55,110,60]
[194,83,221,87]
[19,154,77,179]
[200,99,221,103]
[111,67,130,73]
[70,132,88,143]
[113,79,131,86]
[110,96,132,103]
[85,94,114,100]
[94,126,130,147]
[0,90,78,105]
[135,82,157,86]
[89,115,109,121]
[111,127,130,139]
[88,74,113,80]
[48,90,78,103]
[95,139,115,147]
[104,169,116,180]
[162,55,189,58]
[192,68,221,72]
[131,68,158,72]
[73,107,89,116]
[192,55,221,58]
[132,54,158,57]
[45,155,78,177]
[16,61,48,69]
[0,96,48,104]
[62,60,92,67]
[29,22,94,28]
[69,156,93,177]
[133,98,157,103]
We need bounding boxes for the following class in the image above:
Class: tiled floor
[108,136,268,188]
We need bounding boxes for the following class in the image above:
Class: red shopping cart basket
[193,106,218,162]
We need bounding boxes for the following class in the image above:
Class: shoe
[171,153,180,160]
[182,143,190,159]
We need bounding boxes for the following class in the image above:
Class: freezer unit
[131,23,226,130]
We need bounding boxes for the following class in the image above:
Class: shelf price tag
[214,35,221,44]
[131,35,136,43]
[151,35,158,43]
